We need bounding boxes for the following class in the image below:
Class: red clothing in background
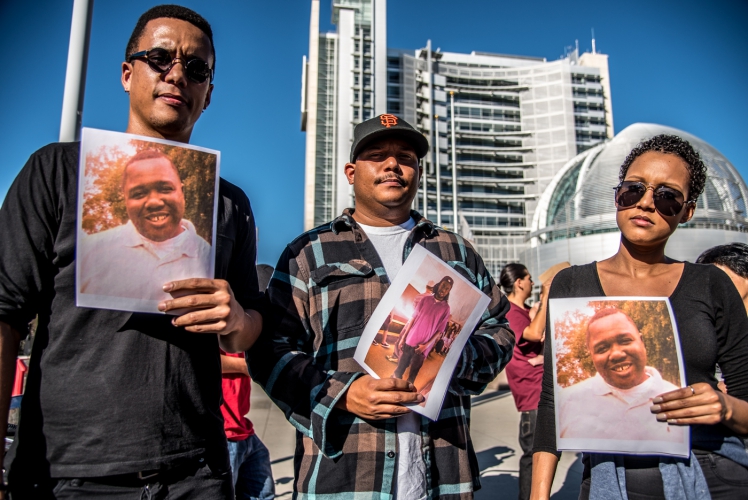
[505,302,544,411]
[221,351,255,441]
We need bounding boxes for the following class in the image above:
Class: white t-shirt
[358,218,427,500]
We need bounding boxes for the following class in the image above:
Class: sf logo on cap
[380,114,398,128]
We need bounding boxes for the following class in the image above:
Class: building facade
[301,0,613,277]
[301,0,387,230]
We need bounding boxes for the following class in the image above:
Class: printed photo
[354,245,491,420]
[549,297,688,457]
[76,128,220,313]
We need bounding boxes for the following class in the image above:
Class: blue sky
[1,1,746,265]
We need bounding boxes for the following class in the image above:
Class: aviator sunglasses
[128,47,213,84]
[614,181,693,217]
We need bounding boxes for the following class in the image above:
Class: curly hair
[696,243,748,279]
[126,5,215,71]
[619,134,707,202]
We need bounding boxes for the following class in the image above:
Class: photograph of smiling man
[549,297,688,457]
[76,128,219,313]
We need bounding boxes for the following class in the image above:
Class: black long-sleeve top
[534,262,748,458]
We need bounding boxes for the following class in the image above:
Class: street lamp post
[59,0,94,142]
[435,114,441,226]
[450,91,458,231]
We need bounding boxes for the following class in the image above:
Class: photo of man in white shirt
[79,149,211,301]
[558,308,685,443]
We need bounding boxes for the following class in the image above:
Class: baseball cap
[350,114,429,163]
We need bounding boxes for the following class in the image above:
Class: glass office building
[301,0,387,230]
[301,0,613,277]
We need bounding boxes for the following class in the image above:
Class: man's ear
[203,83,214,111]
[122,62,133,93]
[344,162,355,185]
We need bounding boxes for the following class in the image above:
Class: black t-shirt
[0,142,263,479]
[534,262,748,457]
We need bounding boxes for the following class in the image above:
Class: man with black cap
[250,114,514,498]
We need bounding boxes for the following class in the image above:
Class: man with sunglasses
[0,5,263,499]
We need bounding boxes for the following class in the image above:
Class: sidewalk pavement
[250,382,583,498]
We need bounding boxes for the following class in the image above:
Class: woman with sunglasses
[530,135,748,499]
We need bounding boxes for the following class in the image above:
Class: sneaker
[385,355,399,363]
[372,340,380,346]
[381,342,391,348]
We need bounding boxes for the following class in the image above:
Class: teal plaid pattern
[248,210,514,499]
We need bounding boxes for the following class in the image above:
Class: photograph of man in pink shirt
[392,276,454,383]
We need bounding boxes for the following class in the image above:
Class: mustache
[374,174,406,186]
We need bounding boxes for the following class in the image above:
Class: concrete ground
[249,381,582,499]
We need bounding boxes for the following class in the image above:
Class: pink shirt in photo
[404,293,451,348]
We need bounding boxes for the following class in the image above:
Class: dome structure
[522,123,748,276]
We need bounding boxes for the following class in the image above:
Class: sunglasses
[613,181,693,216]
[128,47,213,84]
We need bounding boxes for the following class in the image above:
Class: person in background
[696,242,748,394]
[221,264,276,499]
[696,243,748,313]
[500,263,550,500]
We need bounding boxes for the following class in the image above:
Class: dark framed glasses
[614,181,692,216]
[128,47,213,84]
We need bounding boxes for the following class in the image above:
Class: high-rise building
[301,0,387,229]
[300,0,613,277]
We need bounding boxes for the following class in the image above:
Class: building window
[354,108,360,120]
[354,75,360,86]
[363,109,372,120]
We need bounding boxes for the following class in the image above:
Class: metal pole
[422,40,433,220]
[450,91,458,231]
[59,0,94,142]
[434,114,441,226]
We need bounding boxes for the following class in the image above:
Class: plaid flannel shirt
[248,210,514,499]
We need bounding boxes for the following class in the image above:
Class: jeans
[518,409,537,500]
[227,434,275,500]
[696,450,748,499]
[578,451,748,499]
[392,344,425,384]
